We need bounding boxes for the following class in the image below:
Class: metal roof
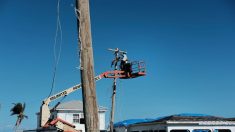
[114,113,235,127]
[152,113,228,122]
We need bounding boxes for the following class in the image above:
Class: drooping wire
[48,0,63,98]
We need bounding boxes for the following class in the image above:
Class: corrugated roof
[56,100,107,111]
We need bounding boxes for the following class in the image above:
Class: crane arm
[40,68,146,127]
[40,73,105,127]
[43,74,104,106]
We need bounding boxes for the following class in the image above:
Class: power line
[48,0,63,98]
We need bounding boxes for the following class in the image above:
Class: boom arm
[40,68,146,127]
[43,74,104,106]
[40,73,105,127]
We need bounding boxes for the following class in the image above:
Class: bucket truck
[38,61,146,131]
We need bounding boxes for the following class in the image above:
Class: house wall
[57,111,85,132]
[127,123,167,132]
[114,124,166,132]
[115,126,127,132]
[99,112,106,130]
[57,110,106,132]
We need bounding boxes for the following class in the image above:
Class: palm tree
[10,102,28,127]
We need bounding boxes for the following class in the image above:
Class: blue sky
[0,0,235,131]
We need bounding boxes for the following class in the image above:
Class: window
[73,114,79,123]
[193,129,211,132]
[214,129,231,132]
[170,130,189,132]
[80,118,85,124]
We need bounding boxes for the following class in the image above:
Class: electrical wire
[48,0,63,98]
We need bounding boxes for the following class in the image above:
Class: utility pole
[76,0,99,132]
[110,50,118,132]
[108,48,126,132]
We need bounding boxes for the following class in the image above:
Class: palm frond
[10,102,28,127]
[10,103,23,115]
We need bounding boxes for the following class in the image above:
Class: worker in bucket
[120,52,131,77]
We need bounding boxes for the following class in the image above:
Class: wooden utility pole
[76,0,99,132]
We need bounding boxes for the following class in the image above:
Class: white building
[114,114,235,132]
[31,100,107,132]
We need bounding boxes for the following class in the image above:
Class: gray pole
[110,51,118,132]
[108,48,126,132]
[76,0,99,132]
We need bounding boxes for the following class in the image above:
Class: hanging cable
[48,0,63,98]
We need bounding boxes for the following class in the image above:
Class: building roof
[114,113,235,127]
[152,113,228,122]
[114,119,155,127]
[56,100,107,111]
